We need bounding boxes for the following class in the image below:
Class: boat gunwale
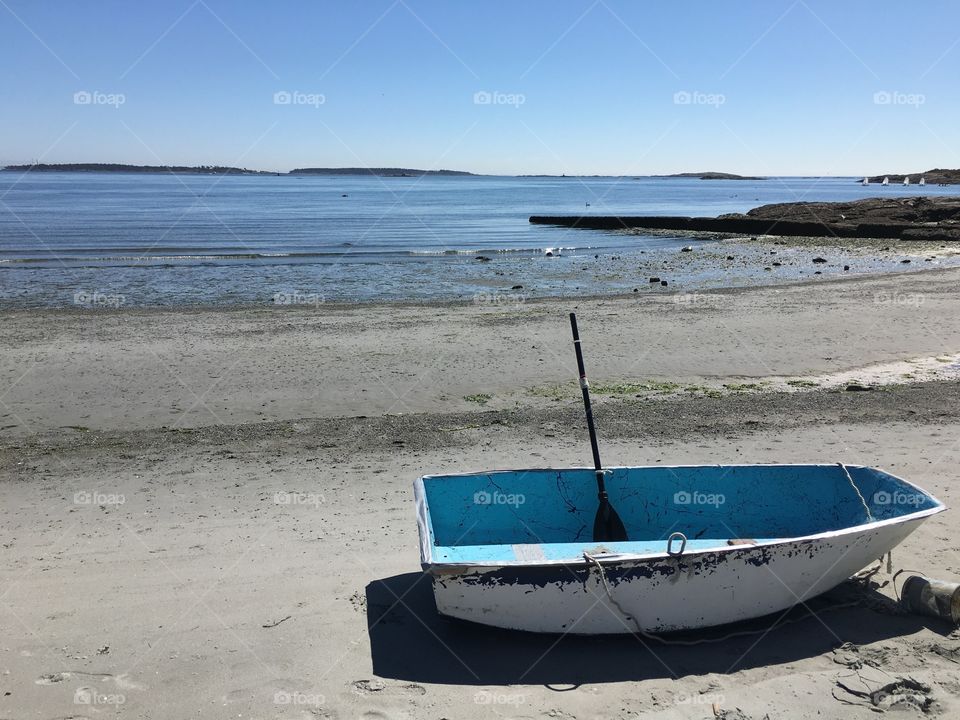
[414,463,946,571]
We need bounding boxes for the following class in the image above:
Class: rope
[582,552,863,645]
[838,463,874,523]
[892,568,930,601]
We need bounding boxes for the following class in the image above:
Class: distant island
[288,167,474,177]
[865,168,960,185]
[516,174,608,178]
[661,171,765,180]
[1,163,276,175]
[1,163,478,177]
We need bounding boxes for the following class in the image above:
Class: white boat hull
[431,516,926,634]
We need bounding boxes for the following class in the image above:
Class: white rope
[838,463,874,523]
[582,552,864,645]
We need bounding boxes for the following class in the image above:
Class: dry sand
[2,267,960,719]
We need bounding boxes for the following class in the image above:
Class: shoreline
[3,258,960,316]
[4,266,960,435]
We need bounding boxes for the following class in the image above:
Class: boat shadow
[365,571,947,686]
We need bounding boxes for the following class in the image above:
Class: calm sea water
[0,172,953,307]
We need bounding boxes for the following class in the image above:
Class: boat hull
[416,464,944,634]
[430,516,927,634]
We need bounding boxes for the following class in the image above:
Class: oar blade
[594,498,628,543]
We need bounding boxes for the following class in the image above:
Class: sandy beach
[3,267,960,718]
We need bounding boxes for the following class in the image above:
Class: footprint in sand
[351,679,425,696]
[35,672,68,684]
[352,679,385,694]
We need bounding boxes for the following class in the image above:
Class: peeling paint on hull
[431,519,924,633]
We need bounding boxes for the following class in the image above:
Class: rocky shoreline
[530,195,960,241]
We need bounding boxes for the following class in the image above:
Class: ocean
[0,172,954,307]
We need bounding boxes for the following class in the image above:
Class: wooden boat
[415,464,944,634]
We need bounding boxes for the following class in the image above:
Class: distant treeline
[288,167,474,176]
[2,163,275,175]
[1,163,476,177]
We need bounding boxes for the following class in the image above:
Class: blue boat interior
[419,465,940,564]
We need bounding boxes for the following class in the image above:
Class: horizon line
[1,162,937,179]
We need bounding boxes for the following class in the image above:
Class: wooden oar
[569,313,628,543]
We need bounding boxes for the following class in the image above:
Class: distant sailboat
[919,177,926,186]
[903,176,910,186]
[861,177,869,186]
[882,176,890,186]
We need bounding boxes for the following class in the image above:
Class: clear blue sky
[1,0,957,175]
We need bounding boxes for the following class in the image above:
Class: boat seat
[430,538,780,565]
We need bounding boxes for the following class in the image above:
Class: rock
[726,255,734,260]
[530,196,960,240]
[812,257,827,264]
[649,277,660,283]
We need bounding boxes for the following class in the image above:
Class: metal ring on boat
[667,532,687,557]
